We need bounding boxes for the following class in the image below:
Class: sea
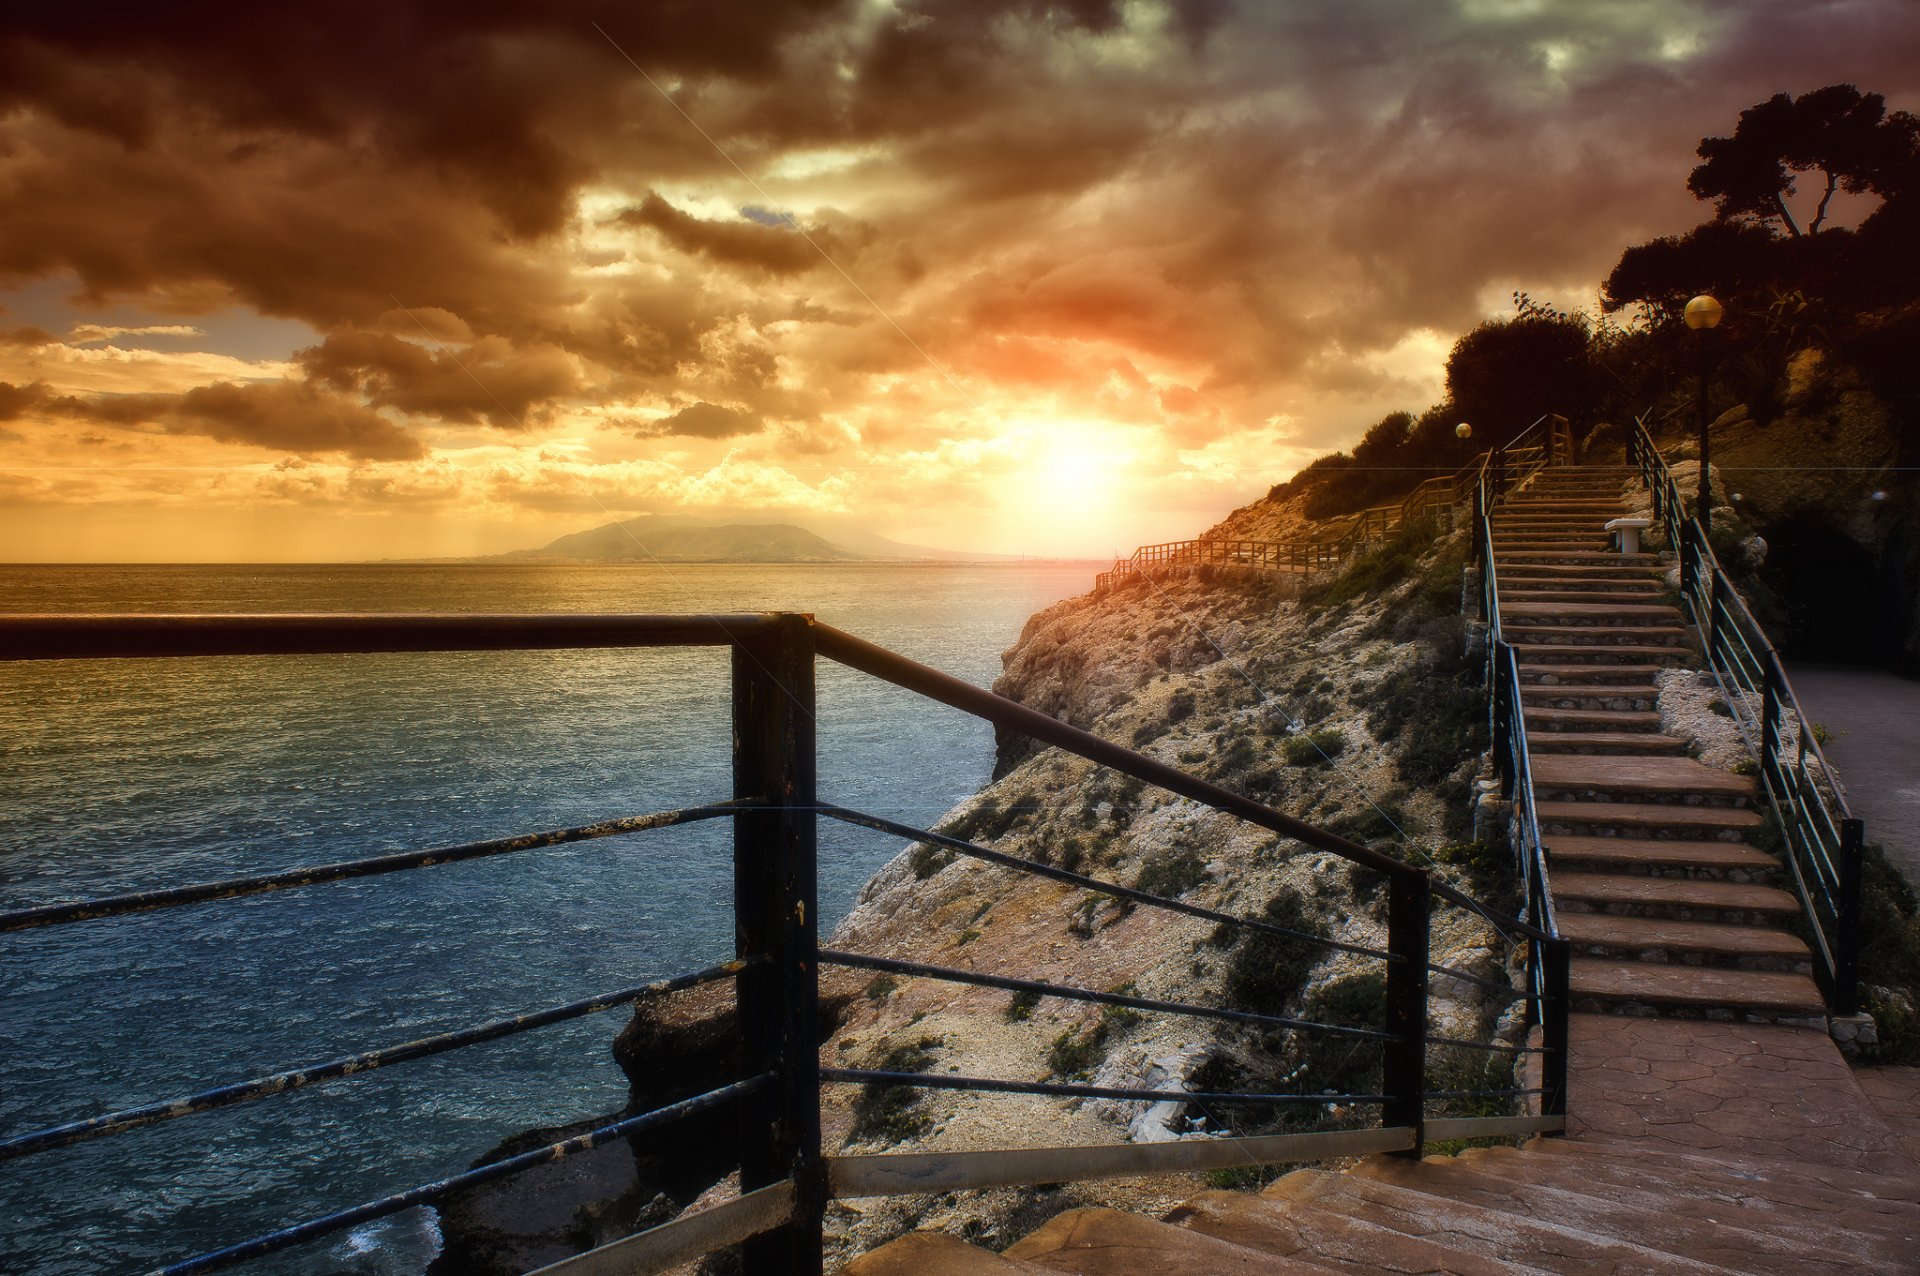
[0,561,1094,1276]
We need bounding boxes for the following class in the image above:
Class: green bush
[848,1038,942,1145]
[1005,989,1041,1022]
[1221,888,1329,1012]
[864,975,899,1001]
[1282,729,1346,767]
[1135,848,1208,899]
[1046,1004,1143,1079]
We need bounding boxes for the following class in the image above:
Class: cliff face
[432,502,1517,1273]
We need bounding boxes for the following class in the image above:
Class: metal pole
[1541,938,1571,1122]
[733,614,822,1275]
[1835,818,1865,1017]
[1383,869,1430,1155]
[1760,664,1781,794]
[1697,338,1713,540]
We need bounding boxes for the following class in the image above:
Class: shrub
[1046,1004,1143,1079]
[908,842,954,880]
[1221,888,1329,1012]
[1135,848,1208,899]
[1005,989,1041,1022]
[863,975,899,1001]
[1282,729,1346,767]
[848,1038,942,1145]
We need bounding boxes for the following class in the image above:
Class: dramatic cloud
[1,0,1916,559]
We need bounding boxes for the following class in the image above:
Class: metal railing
[1475,476,1573,1092]
[1099,415,1563,593]
[0,612,1569,1274]
[1628,419,1865,1013]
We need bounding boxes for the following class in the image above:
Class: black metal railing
[0,612,1569,1275]
[1475,464,1573,1117]
[1098,415,1565,593]
[1629,419,1865,1013]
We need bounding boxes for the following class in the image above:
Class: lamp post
[1683,294,1723,538]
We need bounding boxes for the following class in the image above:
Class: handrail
[1628,416,1864,1013]
[1097,415,1557,592]
[1474,452,1573,1120]
[0,611,1541,1274]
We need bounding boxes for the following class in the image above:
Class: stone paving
[1565,1012,1917,1175]
[1856,1065,1920,1168]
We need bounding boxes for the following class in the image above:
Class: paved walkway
[1566,1013,1917,1176]
[1787,662,1920,885]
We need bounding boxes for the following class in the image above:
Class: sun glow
[1002,417,1139,550]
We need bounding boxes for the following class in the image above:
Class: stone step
[1503,602,1683,626]
[1531,755,1757,806]
[1537,799,1765,839]
[1518,661,1673,685]
[1468,1145,1920,1243]
[1552,870,1801,924]
[1549,834,1778,879]
[1556,911,1813,973]
[1527,730,1692,756]
[1499,551,1663,567]
[1346,1152,1867,1275]
[1168,1191,1535,1274]
[1003,1206,1329,1273]
[1567,958,1826,1022]
[1513,643,1693,666]
[1525,705,1665,732]
[1502,590,1670,606]
[845,1233,1054,1275]
[1502,623,1689,647]
[1521,683,1660,711]
[1262,1168,1733,1274]
[1522,1137,1920,1216]
[1502,563,1668,581]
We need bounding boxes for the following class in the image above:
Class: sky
[2,1,1917,561]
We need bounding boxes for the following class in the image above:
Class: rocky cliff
[430,502,1521,1273]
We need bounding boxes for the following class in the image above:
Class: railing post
[1760,663,1782,792]
[1473,479,1487,572]
[732,613,823,1275]
[1384,869,1430,1155]
[1541,937,1571,1122]
[1706,567,1722,661]
[1836,818,1865,1017]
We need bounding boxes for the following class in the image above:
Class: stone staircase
[846,1134,1920,1273]
[1493,465,1826,1026]
[837,464,1910,1275]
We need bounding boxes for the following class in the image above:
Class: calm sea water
[0,562,1092,1276]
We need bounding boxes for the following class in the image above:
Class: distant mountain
[498,513,1031,563]
[503,518,865,563]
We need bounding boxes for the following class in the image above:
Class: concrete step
[1502,623,1689,647]
[1500,566,1668,586]
[1262,1168,1734,1274]
[1346,1152,1867,1275]
[1003,1206,1330,1273]
[1522,1137,1920,1216]
[1502,589,1670,606]
[1531,755,1757,806]
[1513,642,1692,666]
[1552,870,1801,924]
[1525,705,1666,732]
[1503,602,1683,626]
[1549,834,1778,880]
[1528,730,1692,756]
[1518,662,1672,684]
[1567,957,1826,1023]
[1521,684,1659,711]
[1469,1145,1920,1242]
[1168,1191,1533,1275]
[1536,799,1765,839]
[846,1233,1054,1274]
[1556,911,1814,973]
[1499,551,1663,567]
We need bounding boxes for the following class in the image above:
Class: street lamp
[1455,422,1472,440]
[1683,294,1723,537]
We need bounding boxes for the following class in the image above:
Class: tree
[1600,221,1782,320]
[1688,84,1920,238]
[1444,306,1599,445]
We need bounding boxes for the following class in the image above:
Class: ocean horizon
[0,561,1091,1275]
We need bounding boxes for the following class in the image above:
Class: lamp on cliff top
[1455,422,1472,440]
[1684,293,1723,538]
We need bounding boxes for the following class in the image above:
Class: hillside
[503,518,867,563]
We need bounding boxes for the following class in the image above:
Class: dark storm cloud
[629,401,765,439]
[616,193,826,276]
[54,381,425,459]
[3,0,1920,473]
[0,379,51,419]
[300,331,579,429]
[2,326,57,346]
